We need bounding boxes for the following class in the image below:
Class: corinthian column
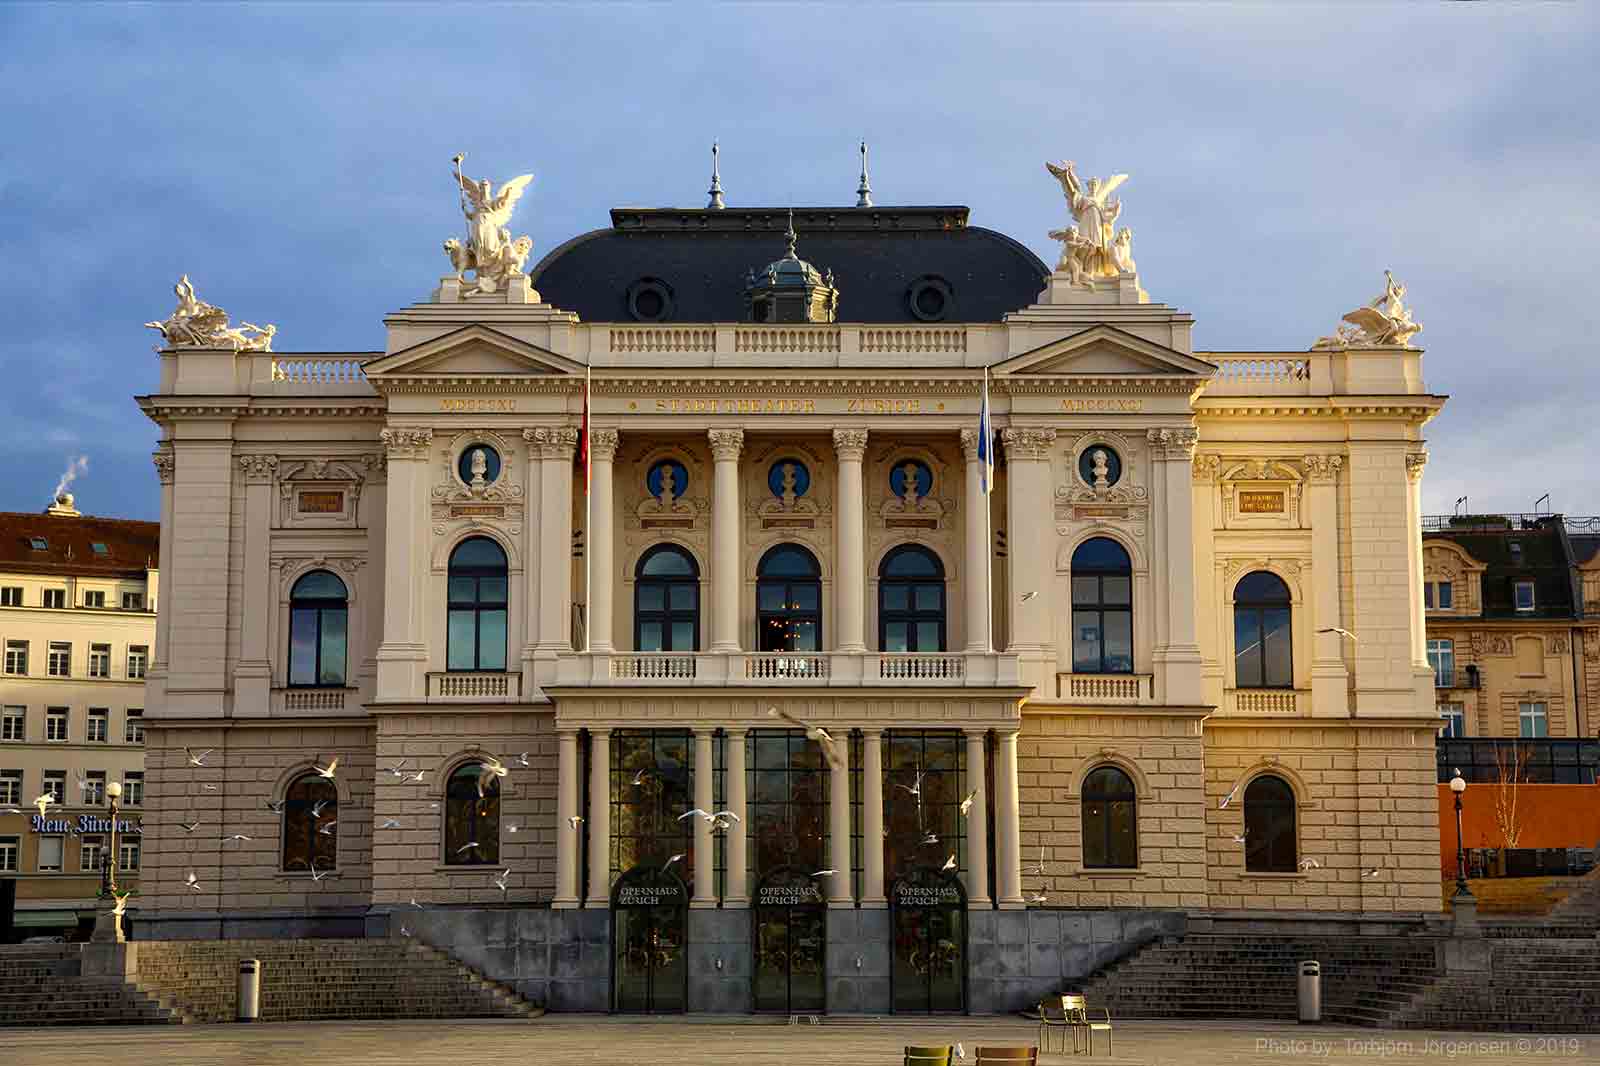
[1000,428,1055,692]
[692,729,716,907]
[960,429,992,654]
[587,429,620,653]
[861,729,886,906]
[554,728,580,909]
[526,427,579,660]
[833,428,869,653]
[708,429,745,653]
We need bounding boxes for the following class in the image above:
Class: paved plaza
[2,1018,1589,1066]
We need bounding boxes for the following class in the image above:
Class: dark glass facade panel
[444,762,499,865]
[749,730,827,881]
[879,546,946,652]
[635,546,699,652]
[757,544,822,652]
[1243,774,1297,872]
[610,730,695,881]
[281,773,337,872]
[1234,570,1293,688]
[883,732,965,883]
[1080,765,1137,869]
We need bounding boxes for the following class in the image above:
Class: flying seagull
[314,756,339,780]
[224,834,253,843]
[1026,893,1048,905]
[409,898,424,909]
[959,789,978,817]
[567,814,583,829]
[941,854,958,872]
[1318,627,1358,641]
[265,800,286,814]
[311,799,331,820]
[1020,591,1039,603]
[385,760,408,778]
[922,832,940,847]
[809,869,837,879]
[662,854,685,872]
[185,747,212,767]
[407,770,428,783]
[1298,857,1323,871]
[400,925,412,938]
[1219,782,1240,810]
[1362,868,1382,879]
[477,759,508,798]
[516,752,531,767]
[1231,832,1249,845]
[179,821,201,833]
[309,860,330,882]
[185,870,202,892]
[201,783,219,792]
[110,890,132,916]
[631,768,652,786]
[507,823,523,834]
[318,820,338,836]
[378,818,403,830]
[767,707,845,771]
[457,842,481,854]
[493,868,511,894]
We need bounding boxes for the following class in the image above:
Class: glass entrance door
[753,867,827,1014]
[890,868,967,1014]
[612,866,688,1013]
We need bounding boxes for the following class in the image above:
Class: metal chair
[974,1047,1038,1066]
[904,1046,953,1066]
[1036,999,1072,1055]
[1062,992,1113,1054]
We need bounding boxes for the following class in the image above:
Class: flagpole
[584,362,592,654]
[983,364,994,654]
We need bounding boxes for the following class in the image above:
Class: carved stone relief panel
[624,439,710,559]
[429,429,524,539]
[1217,459,1304,530]
[275,457,368,530]
[871,438,953,532]
[745,437,833,540]
[1054,429,1148,543]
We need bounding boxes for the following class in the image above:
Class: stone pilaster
[586,728,611,907]
[959,429,992,654]
[376,428,432,701]
[554,728,581,909]
[832,428,869,653]
[1148,428,1203,706]
[994,729,1023,908]
[527,427,579,666]
[1001,427,1055,690]
[828,739,853,908]
[587,429,620,653]
[708,429,745,653]
[1191,453,1224,709]
[861,729,886,906]
[724,729,749,906]
[692,729,716,907]
[964,728,991,907]
[1305,454,1350,716]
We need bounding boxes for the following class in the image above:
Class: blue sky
[1,3,1595,522]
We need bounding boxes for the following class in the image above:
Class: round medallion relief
[458,444,502,487]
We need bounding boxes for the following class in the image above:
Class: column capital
[832,428,869,460]
[959,428,984,461]
[587,724,612,737]
[962,725,990,739]
[725,727,748,740]
[1405,449,1428,483]
[1191,453,1222,483]
[381,426,433,459]
[151,450,174,485]
[236,453,279,483]
[1302,453,1344,482]
[708,428,745,461]
[589,428,620,462]
[1000,426,1056,461]
[1146,426,1199,461]
[692,725,718,739]
[524,425,580,459]
[557,726,582,740]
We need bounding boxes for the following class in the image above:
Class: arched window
[288,571,348,687]
[757,544,821,652]
[1234,571,1292,689]
[1243,774,1297,872]
[635,546,699,652]
[444,761,500,865]
[447,538,508,672]
[879,546,946,652]
[1071,538,1133,674]
[1080,765,1137,869]
[281,772,337,873]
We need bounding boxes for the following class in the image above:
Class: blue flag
[977,368,994,494]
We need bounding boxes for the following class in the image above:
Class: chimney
[46,493,81,518]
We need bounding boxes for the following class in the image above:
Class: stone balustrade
[427,671,521,702]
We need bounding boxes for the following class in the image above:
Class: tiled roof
[0,510,159,579]
[1424,517,1578,619]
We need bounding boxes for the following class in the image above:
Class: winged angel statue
[144,275,276,352]
[1313,270,1423,348]
[1046,160,1135,286]
[445,155,535,294]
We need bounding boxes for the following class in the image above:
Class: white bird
[110,890,132,916]
[678,809,712,822]
[1,808,21,815]
[767,707,845,771]
[409,897,423,909]
[507,824,523,834]
[662,853,685,872]
[477,759,508,798]
[567,815,583,829]
[264,800,286,814]
[185,747,212,767]
[1020,591,1039,603]
[184,870,201,892]
[386,760,408,777]
[400,925,412,938]
[202,783,219,792]
[959,789,978,817]
[314,756,339,780]
[516,752,530,767]
[31,792,54,818]
[457,842,481,854]
[922,832,940,847]
[224,834,253,843]
[1022,844,1047,876]
[1219,783,1240,810]
[1231,833,1248,845]
[311,799,331,819]
[378,819,403,830]
[179,821,201,833]
[407,770,428,783]
[631,768,651,786]
[941,854,958,872]
[309,860,330,882]
[318,820,337,836]
[1362,867,1382,879]
[1026,893,1048,905]
[493,868,511,894]
[427,802,441,811]
[1318,627,1358,642]
[1298,857,1323,871]
[809,869,837,879]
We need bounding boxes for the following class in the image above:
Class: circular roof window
[626,278,675,323]
[906,275,953,322]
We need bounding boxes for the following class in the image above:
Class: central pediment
[363,324,585,380]
[996,324,1216,379]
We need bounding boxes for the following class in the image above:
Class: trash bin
[237,958,262,1022]
[1297,959,1321,1023]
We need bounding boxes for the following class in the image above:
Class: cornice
[998,375,1203,396]
[373,377,583,395]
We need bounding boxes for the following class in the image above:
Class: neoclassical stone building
[136,173,1444,1014]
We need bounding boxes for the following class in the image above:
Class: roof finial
[707,141,725,209]
[855,140,873,208]
[785,207,798,259]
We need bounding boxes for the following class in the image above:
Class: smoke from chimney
[51,455,88,507]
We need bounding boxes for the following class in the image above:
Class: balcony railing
[609,654,697,681]
[556,650,1014,687]
[1435,668,1481,690]
[874,654,965,682]
[427,671,521,702]
[743,654,830,681]
[272,688,348,713]
[1227,688,1306,715]
[1057,673,1152,705]
[1206,356,1314,396]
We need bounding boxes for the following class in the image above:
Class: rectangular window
[126,646,148,680]
[0,837,17,873]
[1427,638,1455,687]
[89,644,111,678]
[121,592,143,611]
[83,590,105,609]
[47,642,71,677]
[1437,582,1454,609]
[1,707,22,742]
[119,839,141,871]
[4,641,27,675]
[0,770,20,805]
[42,588,65,609]
[1519,701,1549,738]
[82,770,106,805]
[1439,703,1466,738]
[1424,581,1455,610]
[45,708,68,742]
[43,771,65,803]
[36,836,63,872]
[0,587,20,607]
[123,771,144,806]
[1515,581,1536,612]
[124,709,144,745]
[87,708,108,742]
[79,835,104,872]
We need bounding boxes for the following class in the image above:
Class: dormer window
[1514,581,1536,612]
[91,542,109,555]
[29,537,47,551]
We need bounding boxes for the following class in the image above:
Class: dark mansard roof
[528,206,1050,325]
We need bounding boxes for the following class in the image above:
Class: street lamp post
[90,781,124,944]
[1449,770,1471,898]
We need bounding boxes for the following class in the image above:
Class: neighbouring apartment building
[135,162,1446,1014]
[0,495,157,939]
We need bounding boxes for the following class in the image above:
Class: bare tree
[1492,742,1532,854]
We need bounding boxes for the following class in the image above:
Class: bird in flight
[1020,591,1039,603]
[1298,857,1323,871]
[477,759,508,798]
[311,800,331,820]
[507,823,523,834]
[922,832,940,847]
[959,789,978,817]
[1219,782,1240,810]
[1023,844,1047,876]
[31,793,55,818]
[457,842,481,854]
[809,869,837,879]
[202,784,219,792]
[386,761,408,778]
[110,890,132,917]
[309,860,330,882]
[1231,832,1249,845]
[1026,893,1048,905]
[631,768,652,786]
[179,821,201,833]
[941,854,958,872]
[318,820,338,836]
[185,747,212,767]
[567,815,584,829]
[493,868,511,894]
[768,707,845,771]
[407,770,428,783]
[378,819,403,830]
[265,800,286,814]
[314,757,339,780]
[400,925,412,938]
[0,808,20,816]
[224,834,253,843]
[1361,868,1382,879]
[1318,627,1358,641]
[516,752,531,767]
[409,898,424,909]
[662,854,685,872]
[185,870,202,892]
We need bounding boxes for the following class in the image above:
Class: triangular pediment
[364,324,584,378]
[996,324,1216,378]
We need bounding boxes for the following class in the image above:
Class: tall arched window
[1071,538,1133,674]
[1243,774,1297,872]
[444,761,500,865]
[447,538,508,672]
[281,772,337,872]
[879,546,946,653]
[288,571,348,687]
[757,544,821,652]
[1234,571,1292,689]
[1080,765,1138,869]
[635,546,699,652]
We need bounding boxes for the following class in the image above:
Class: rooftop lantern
[742,210,839,325]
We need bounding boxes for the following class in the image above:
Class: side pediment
[364,324,584,378]
[997,324,1216,378]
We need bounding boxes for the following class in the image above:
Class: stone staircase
[1389,938,1600,1032]
[0,944,184,1026]
[1073,933,1444,1027]
[131,938,538,1023]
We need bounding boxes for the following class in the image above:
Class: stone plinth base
[434,274,541,305]
[1037,270,1148,306]
[1450,891,1481,938]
